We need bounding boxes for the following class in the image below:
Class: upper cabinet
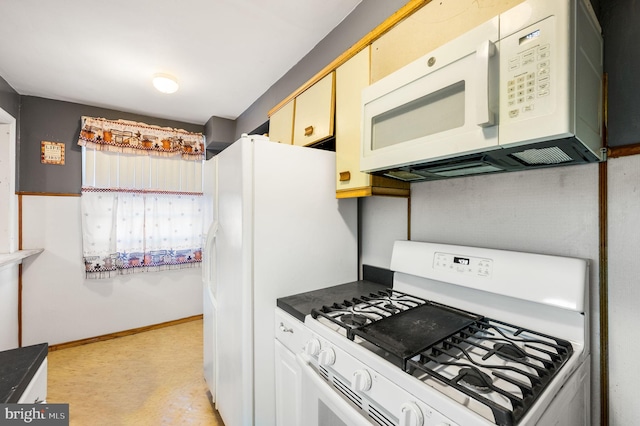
[371,0,524,83]
[268,99,295,145]
[293,72,335,147]
[335,47,409,198]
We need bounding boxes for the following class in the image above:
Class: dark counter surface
[277,265,393,322]
[0,343,48,403]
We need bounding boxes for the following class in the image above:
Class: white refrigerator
[202,134,358,426]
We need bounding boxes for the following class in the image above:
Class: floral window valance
[77,116,205,160]
[79,116,205,279]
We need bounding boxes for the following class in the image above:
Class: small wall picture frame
[41,141,65,165]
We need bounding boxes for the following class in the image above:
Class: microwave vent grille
[511,147,573,165]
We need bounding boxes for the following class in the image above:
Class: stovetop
[309,288,574,426]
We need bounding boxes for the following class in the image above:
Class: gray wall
[0,75,19,121]
[18,96,204,194]
[205,115,235,155]
[599,0,640,423]
[601,0,639,146]
[234,0,408,138]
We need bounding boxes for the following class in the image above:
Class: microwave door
[361,19,499,174]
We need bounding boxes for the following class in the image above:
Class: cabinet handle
[304,126,314,136]
[279,322,293,333]
[339,171,351,182]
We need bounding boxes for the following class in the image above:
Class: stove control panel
[433,252,493,278]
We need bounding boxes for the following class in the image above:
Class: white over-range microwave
[360,0,603,182]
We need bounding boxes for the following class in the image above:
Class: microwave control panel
[433,252,493,278]
[501,16,556,122]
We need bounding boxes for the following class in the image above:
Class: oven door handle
[296,353,374,426]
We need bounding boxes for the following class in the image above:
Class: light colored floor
[47,319,224,426]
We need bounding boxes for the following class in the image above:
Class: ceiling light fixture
[152,73,179,94]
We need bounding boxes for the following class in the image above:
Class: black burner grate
[406,318,573,426]
[311,290,575,426]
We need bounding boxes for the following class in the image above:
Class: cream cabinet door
[269,99,295,144]
[335,48,410,198]
[292,72,335,147]
[335,48,371,192]
[371,0,524,83]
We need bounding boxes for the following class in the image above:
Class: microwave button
[509,109,520,118]
[527,72,536,80]
[538,51,551,61]
[509,57,520,70]
[517,83,525,91]
[517,76,525,84]
[526,88,535,95]
[517,90,525,97]
[523,104,535,113]
[508,92,516,100]
[518,97,525,104]
[526,94,536,102]
[508,79,516,87]
[522,57,535,66]
[538,43,550,53]
[523,49,535,58]
[527,80,535,87]
[538,89,550,97]
[538,82,550,91]
[538,75,550,84]
[538,60,550,69]
[508,85,516,94]
[538,67,549,76]
[508,100,516,106]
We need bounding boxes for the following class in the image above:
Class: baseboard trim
[48,314,203,351]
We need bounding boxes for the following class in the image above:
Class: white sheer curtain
[81,148,204,279]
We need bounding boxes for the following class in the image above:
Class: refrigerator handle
[204,220,219,297]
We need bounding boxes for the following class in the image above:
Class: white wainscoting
[0,264,19,350]
[359,196,408,270]
[20,195,203,347]
[607,155,640,425]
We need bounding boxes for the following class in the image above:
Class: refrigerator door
[203,219,218,400]
[214,134,358,426]
[252,139,358,426]
[215,137,255,426]
[202,156,217,400]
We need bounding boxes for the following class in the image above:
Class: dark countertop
[277,265,393,322]
[0,343,48,403]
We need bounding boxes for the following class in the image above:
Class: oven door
[360,18,499,176]
[296,354,374,426]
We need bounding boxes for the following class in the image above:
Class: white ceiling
[0,0,362,125]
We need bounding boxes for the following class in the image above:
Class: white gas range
[275,240,590,426]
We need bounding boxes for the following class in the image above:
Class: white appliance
[202,153,217,403]
[277,240,590,425]
[202,134,358,426]
[360,0,603,182]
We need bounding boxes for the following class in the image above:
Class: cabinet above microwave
[360,0,604,182]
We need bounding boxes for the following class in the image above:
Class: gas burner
[457,367,493,391]
[492,342,528,361]
[340,313,371,327]
[382,303,401,312]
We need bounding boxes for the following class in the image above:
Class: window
[78,117,205,279]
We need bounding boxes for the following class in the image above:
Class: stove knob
[351,369,372,392]
[318,348,336,366]
[304,339,321,357]
[399,402,424,426]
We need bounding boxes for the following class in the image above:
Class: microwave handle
[476,40,496,127]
